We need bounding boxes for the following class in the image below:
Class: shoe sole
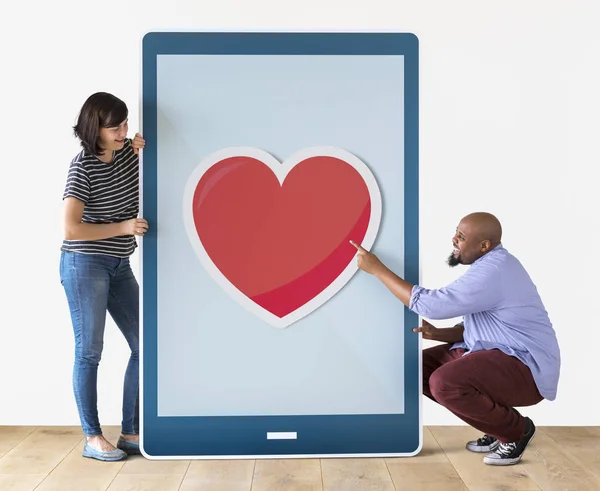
[82,452,127,462]
[466,439,500,453]
[82,447,128,462]
[118,446,141,456]
[483,428,536,466]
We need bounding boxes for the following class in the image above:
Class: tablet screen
[141,32,420,459]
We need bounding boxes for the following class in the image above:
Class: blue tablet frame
[141,31,420,459]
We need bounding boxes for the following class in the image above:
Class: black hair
[73,92,128,155]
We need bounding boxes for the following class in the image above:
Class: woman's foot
[83,435,127,461]
[117,434,141,455]
[87,435,118,452]
[120,434,139,443]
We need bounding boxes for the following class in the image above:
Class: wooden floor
[0,426,598,490]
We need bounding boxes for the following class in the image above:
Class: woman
[59,92,147,461]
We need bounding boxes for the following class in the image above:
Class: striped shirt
[61,139,139,257]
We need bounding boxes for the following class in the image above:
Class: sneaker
[466,434,500,453]
[483,417,536,466]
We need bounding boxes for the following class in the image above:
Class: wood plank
[520,429,600,491]
[541,426,600,449]
[0,473,46,491]
[321,458,394,491]
[0,427,37,459]
[0,427,83,476]
[386,428,467,490]
[387,462,468,491]
[429,426,541,491]
[427,425,485,462]
[106,474,184,491]
[180,459,254,491]
[386,427,450,465]
[34,426,125,491]
[37,475,118,491]
[102,424,188,491]
[252,459,322,491]
[541,426,600,481]
[119,456,189,475]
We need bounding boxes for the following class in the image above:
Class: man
[350,212,560,466]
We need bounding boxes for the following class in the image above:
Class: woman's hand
[121,218,148,236]
[132,133,145,154]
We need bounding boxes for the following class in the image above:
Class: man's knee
[429,368,462,404]
[422,345,450,381]
[422,347,437,365]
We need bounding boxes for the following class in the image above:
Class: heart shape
[183,147,381,328]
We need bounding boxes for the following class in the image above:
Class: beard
[447,252,461,267]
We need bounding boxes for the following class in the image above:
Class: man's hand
[349,240,414,307]
[413,320,465,343]
[349,240,387,276]
[413,320,440,340]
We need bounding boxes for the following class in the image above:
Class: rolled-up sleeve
[409,264,502,319]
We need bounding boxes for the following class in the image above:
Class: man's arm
[350,241,501,320]
[373,266,414,307]
[437,325,465,343]
[350,241,467,343]
[350,240,414,304]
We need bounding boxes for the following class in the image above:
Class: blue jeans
[59,251,139,437]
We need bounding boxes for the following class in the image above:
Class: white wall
[1,0,598,427]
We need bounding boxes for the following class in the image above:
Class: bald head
[462,212,502,248]
[448,212,503,266]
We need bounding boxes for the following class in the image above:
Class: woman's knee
[75,346,103,366]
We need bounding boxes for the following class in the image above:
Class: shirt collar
[472,243,503,265]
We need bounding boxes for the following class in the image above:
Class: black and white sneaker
[483,417,536,466]
[466,434,500,453]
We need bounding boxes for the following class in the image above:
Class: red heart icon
[183,147,381,328]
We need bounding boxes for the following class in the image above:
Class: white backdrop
[0,0,598,426]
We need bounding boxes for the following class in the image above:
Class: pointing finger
[349,240,368,253]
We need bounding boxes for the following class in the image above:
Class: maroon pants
[423,343,543,443]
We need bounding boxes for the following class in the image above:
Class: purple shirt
[409,244,560,401]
